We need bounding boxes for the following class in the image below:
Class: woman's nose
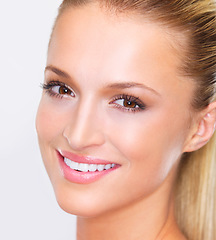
[63,100,105,151]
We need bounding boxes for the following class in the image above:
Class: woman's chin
[56,197,108,218]
[53,183,111,218]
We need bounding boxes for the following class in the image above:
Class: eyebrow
[45,65,71,79]
[45,65,160,96]
[106,82,160,96]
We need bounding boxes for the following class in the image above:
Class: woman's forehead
[47,3,194,107]
[49,5,187,77]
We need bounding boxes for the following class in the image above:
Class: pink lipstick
[57,150,120,184]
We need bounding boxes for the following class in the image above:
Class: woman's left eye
[110,95,146,112]
[114,99,139,109]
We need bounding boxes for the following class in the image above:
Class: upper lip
[58,149,115,165]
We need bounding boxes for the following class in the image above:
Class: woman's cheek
[108,109,183,171]
[36,98,69,142]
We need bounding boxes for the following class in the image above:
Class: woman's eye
[114,99,138,109]
[111,95,146,112]
[52,85,74,96]
[42,81,75,98]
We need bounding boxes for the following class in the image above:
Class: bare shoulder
[165,234,187,240]
[161,232,186,240]
[157,221,187,240]
[161,227,187,240]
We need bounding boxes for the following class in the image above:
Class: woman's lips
[59,150,115,165]
[57,150,120,184]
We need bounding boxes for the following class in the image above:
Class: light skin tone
[36,3,216,240]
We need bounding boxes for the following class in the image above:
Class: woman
[36,0,216,239]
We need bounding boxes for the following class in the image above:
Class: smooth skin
[36,3,216,240]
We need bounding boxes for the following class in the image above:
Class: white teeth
[64,158,116,172]
[105,164,111,170]
[71,161,79,170]
[65,158,71,167]
[97,164,105,172]
[89,164,97,172]
[78,163,89,172]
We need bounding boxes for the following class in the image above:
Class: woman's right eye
[52,85,74,96]
[42,81,75,98]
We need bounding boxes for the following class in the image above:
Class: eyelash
[41,81,146,113]
[41,80,75,99]
[110,94,146,113]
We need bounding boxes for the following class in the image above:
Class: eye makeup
[41,80,75,99]
[41,80,146,113]
[109,94,146,113]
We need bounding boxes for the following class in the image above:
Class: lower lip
[57,152,119,184]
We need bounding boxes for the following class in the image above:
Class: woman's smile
[57,150,120,184]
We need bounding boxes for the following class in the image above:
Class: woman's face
[36,4,195,216]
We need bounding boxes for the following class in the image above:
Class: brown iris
[59,86,72,95]
[123,100,136,108]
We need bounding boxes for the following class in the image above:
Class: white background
[0,1,76,239]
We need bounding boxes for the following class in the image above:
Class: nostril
[62,124,105,151]
[63,128,76,148]
[62,105,106,150]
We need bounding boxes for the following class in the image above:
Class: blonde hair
[54,1,216,239]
